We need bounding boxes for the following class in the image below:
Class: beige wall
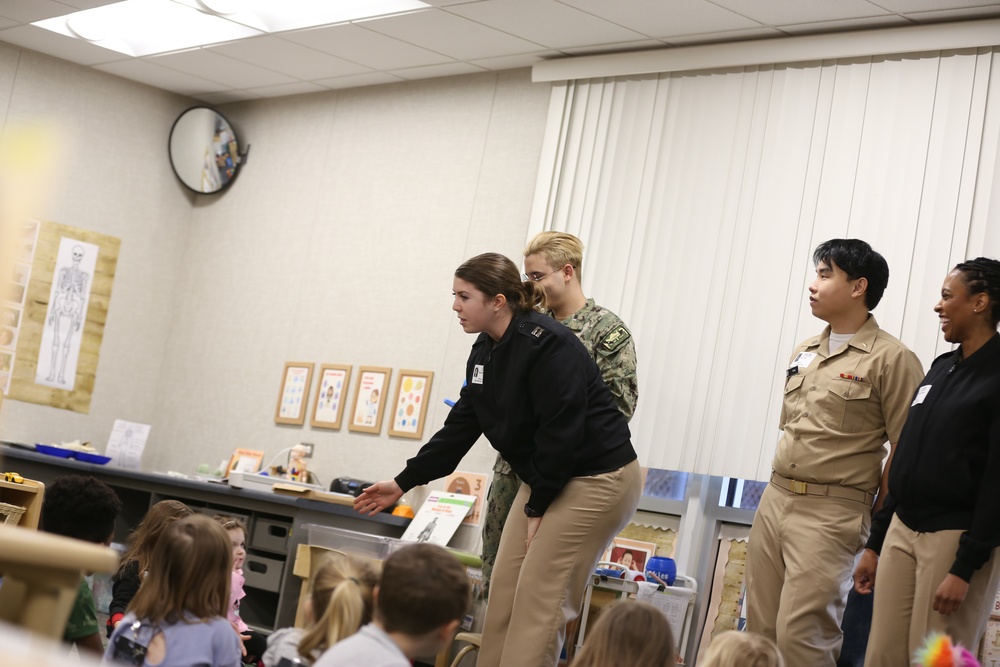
[0,46,552,528]
[0,44,196,451]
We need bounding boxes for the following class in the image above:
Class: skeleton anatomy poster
[8,220,119,413]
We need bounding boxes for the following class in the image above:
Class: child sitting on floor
[572,601,676,667]
[104,514,241,667]
[41,474,122,656]
[263,552,377,666]
[314,543,470,667]
[107,500,193,636]
[213,515,266,663]
[700,630,785,667]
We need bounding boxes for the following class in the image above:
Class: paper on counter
[105,419,150,470]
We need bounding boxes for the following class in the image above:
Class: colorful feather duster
[914,632,980,667]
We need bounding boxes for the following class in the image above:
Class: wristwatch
[523,503,544,518]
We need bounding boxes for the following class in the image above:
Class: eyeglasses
[524,269,558,282]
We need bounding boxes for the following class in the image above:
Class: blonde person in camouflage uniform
[479,231,639,599]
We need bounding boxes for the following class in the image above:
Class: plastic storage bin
[304,523,407,562]
[251,517,292,554]
[244,554,284,593]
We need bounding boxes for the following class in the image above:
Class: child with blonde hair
[263,553,377,666]
[104,514,241,666]
[700,631,785,667]
[572,601,675,667]
[107,500,193,636]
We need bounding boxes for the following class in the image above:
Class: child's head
[298,553,377,657]
[41,474,121,544]
[129,515,232,624]
[376,544,470,653]
[572,601,675,667]
[700,630,785,667]
[118,499,193,577]
[212,515,247,571]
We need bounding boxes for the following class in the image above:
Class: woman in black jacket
[355,252,641,667]
[854,257,1000,665]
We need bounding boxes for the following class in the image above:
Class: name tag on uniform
[471,365,485,385]
[911,384,931,406]
[791,352,817,369]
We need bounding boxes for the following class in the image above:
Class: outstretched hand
[354,480,403,516]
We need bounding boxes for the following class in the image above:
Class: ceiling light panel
[175,0,431,33]
[33,0,263,57]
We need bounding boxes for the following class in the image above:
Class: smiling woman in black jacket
[854,257,1000,666]
[355,252,641,667]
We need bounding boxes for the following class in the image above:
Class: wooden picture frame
[225,448,264,477]
[348,366,391,434]
[388,369,434,439]
[310,364,352,430]
[274,361,314,425]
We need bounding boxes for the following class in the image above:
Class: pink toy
[914,632,981,667]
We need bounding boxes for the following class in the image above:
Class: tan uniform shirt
[773,315,924,492]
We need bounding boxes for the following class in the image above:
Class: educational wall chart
[388,369,433,439]
[311,364,351,429]
[7,220,120,413]
[274,362,314,426]
[35,238,98,390]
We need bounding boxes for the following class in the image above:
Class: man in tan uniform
[479,231,638,598]
[746,239,923,666]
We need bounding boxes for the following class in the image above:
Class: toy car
[3,472,24,484]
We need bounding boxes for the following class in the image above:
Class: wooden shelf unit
[0,477,44,529]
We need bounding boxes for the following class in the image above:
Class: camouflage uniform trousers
[480,461,521,601]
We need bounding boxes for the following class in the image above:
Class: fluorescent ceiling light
[33,0,431,58]
[34,0,263,57]
[175,0,430,33]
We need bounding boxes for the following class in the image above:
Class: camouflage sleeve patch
[599,325,631,354]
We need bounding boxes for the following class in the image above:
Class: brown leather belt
[770,472,874,506]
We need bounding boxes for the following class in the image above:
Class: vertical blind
[529,46,1000,480]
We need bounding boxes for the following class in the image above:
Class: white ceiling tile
[314,71,405,89]
[559,38,665,55]
[905,6,1000,22]
[709,0,891,26]
[446,0,646,49]
[52,0,120,9]
[664,26,784,45]
[208,36,371,80]
[0,16,17,29]
[389,60,488,79]
[360,8,545,59]
[244,81,329,98]
[192,89,264,105]
[0,24,125,65]
[560,0,763,37]
[281,23,452,70]
[95,58,226,96]
[871,0,1000,11]
[423,0,488,5]
[779,15,912,35]
[0,0,76,23]
[150,49,298,89]
[469,50,561,70]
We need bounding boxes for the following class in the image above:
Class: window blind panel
[528,46,1000,478]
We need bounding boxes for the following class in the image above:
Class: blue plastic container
[645,556,677,586]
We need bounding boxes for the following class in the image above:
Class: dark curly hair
[954,257,1000,328]
[41,474,122,543]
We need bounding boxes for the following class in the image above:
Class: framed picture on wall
[388,369,434,440]
[274,361,314,425]
[348,366,391,434]
[310,364,352,430]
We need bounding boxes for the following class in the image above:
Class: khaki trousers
[865,515,1000,666]
[477,460,642,667]
[746,482,870,667]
